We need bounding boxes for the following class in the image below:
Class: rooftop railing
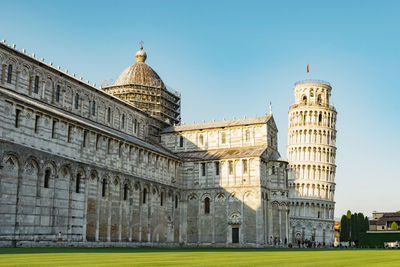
[166,85,181,98]
[289,102,336,111]
[294,79,331,86]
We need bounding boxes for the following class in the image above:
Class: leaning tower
[287,79,337,245]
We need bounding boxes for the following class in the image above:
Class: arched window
[121,114,125,129]
[317,95,322,105]
[199,134,203,145]
[243,160,248,174]
[107,138,111,154]
[44,169,51,188]
[204,197,210,214]
[318,114,322,126]
[245,130,250,142]
[74,93,79,109]
[123,184,129,201]
[221,132,226,144]
[143,188,147,204]
[101,179,107,197]
[15,109,21,128]
[51,120,56,138]
[302,95,307,105]
[7,64,12,83]
[82,130,88,147]
[96,134,100,150]
[271,165,276,174]
[55,85,61,102]
[76,173,81,193]
[34,76,39,94]
[134,119,137,133]
[107,107,111,123]
[91,101,96,116]
[179,136,184,147]
[160,192,164,206]
[175,195,178,209]
[228,161,233,175]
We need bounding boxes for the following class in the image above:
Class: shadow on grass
[0,247,387,255]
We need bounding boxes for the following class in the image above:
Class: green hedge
[359,232,400,248]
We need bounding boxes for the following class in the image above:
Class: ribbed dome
[113,46,165,88]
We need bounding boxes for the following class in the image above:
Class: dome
[113,45,165,88]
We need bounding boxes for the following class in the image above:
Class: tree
[350,214,357,242]
[356,213,365,232]
[363,216,370,232]
[340,215,349,242]
[347,210,352,219]
[391,222,399,231]
[341,211,370,245]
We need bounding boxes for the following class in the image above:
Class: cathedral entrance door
[232,227,239,243]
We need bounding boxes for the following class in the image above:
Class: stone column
[118,183,123,242]
[41,80,46,99]
[50,172,58,239]
[180,198,186,243]
[225,197,230,245]
[279,206,282,242]
[1,64,6,85]
[147,188,151,242]
[197,196,201,244]
[62,91,66,107]
[138,190,142,242]
[128,185,134,242]
[82,171,89,242]
[66,171,73,242]
[286,208,289,243]
[267,201,273,244]
[107,189,112,242]
[240,195,244,245]
[33,168,43,240]
[212,194,215,244]
[265,198,269,244]
[95,178,101,242]
[256,196,264,245]
[13,162,24,242]
[15,70,20,90]
[28,75,33,95]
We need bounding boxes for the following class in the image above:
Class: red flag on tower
[307,64,309,73]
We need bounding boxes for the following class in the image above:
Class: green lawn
[0,248,399,266]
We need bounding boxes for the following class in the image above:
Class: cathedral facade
[0,41,334,248]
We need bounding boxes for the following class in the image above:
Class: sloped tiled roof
[370,213,400,225]
[174,146,268,161]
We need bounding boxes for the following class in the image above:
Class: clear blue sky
[3,0,399,218]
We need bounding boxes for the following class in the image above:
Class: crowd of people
[384,240,399,249]
[268,237,331,248]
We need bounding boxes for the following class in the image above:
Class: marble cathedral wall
[0,42,291,248]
